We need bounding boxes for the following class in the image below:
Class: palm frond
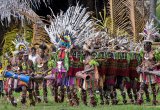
[123,0,147,42]
[32,24,50,47]
[109,0,131,35]
[0,0,50,25]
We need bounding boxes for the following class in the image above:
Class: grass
[1,89,160,110]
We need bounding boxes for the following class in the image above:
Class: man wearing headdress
[11,35,32,105]
[6,50,26,106]
[44,4,102,106]
[76,39,97,107]
[5,49,18,106]
[46,45,59,102]
[21,52,35,106]
[137,20,159,105]
[35,43,49,103]
[5,65,17,106]
[126,53,140,104]
[115,49,128,104]
[66,46,82,106]
[52,34,70,103]
[137,41,157,105]
[94,38,106,105]
[104,51,118,105]
[28,47,42,102]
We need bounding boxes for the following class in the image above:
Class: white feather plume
[139,19,160,42]
[45,4,98,48]
[12,34,29,52]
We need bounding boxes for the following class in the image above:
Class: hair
[7,65,11,70]
[39,43,47,50]
[144,41,152,46]
[51,45,56,52]
[31,47,36,51]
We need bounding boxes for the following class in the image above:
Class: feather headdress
[12,34,29,54]
[45,4,99,49]
[139,19,160,43]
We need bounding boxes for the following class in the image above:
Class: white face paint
[57,61,63,72]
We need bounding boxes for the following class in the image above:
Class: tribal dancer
[6,56,17,106]
[35,43,49,103]
[45,4,103,106]
[21,53,35,106]
[6,35,29,106]
[137,20,159,105]
[94,38,105,105]
[137,41,157,105]
[5,65,17,106]
[116,51,128,104]
[9,51,25,105]
[104,52,118,105]
[17,52,28,105]
[67,48,81,106]
[29,47,41,102]
[77,39,97,107]
[126,53,140,104]
[50,34,69,103]
[12,35,30,105]
[47,45,57,98]
[47,44,66,103]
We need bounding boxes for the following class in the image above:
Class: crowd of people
[0,4,160,108]
[0,35,159,107]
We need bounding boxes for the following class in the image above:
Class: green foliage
[64,52,69,71]
[127,53,131,63]
[2,28,19,55]
[47,60,54,68]
[93,5,129,37]
[24,25,33,43]
[93,5,110,31]
[1,25,33,68]
[156,4,160,28]
[157,0,160,7]
[0,90,160,110]
[48,52,58,68]
[154,49,160,61]
[140,49,144,58]
[137,53,142,65]
[2,25,33,55]
[80,53,84,63]
[89,59,99,66]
